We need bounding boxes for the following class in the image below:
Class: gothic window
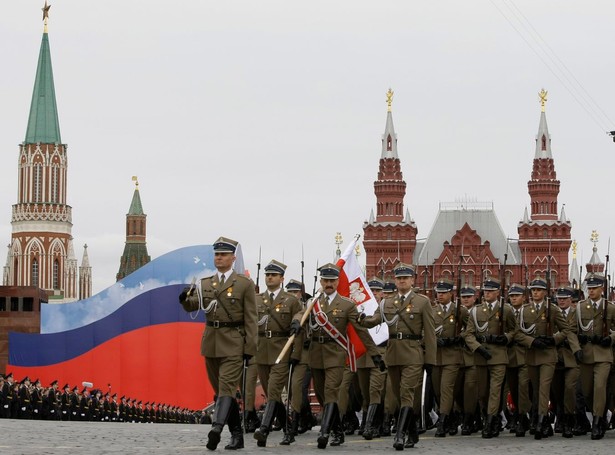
[34,164,42,202]
[53,259,59,289]
[387,231,392,241]
[51,166,58,203]
[32,258,39,288]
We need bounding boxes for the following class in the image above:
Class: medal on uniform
[437,311,442,315]
[409,314,414,319]
[449,317,454,323]
[496,312,500,320]
[531,308,535,313]
[227,287,233,297]
[541,314,546,320]
[587,304,591,309]
[483,307,487,312]
[275,305,281,312]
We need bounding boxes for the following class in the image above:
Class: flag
[336,236,389,364]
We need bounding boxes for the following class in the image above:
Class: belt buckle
[213,320,220,328]
[265,330,272,339]
[396,332,403,340]
[318,336,326,344]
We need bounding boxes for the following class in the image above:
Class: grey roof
[569,255,580,285]
[381,111,398,159]
[588,246,602,265]
[534,111,553,159]
[414,201,521,266]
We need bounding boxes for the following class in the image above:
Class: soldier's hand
[242,354,252,362]
[494,335,508,346]
[574,350,584,363]
[289,319,302,336]
[289,358,300,367]
[178,286,192,303]
[372,355,386,372]
[600,336,613,347]
[476,346,492,360]
[357,312,367,324]
[531,338,548,349]
[437,338,446,347]
[578,334,589,344]
[542,336,555,346]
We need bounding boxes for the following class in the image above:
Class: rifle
[478,262,485,305]
[500,250,508,336]
[546,246,552,336]
[454,253,463,336]
[275,291,320,364]
[603,240,611,337]
[255,246,262,293]
[312,260,319,297]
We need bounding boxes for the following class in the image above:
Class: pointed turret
[381,90,398,159]
[569,240,580,288]
[79,244,92,300]
[586,231,604,275]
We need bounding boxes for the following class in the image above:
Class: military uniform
[0,373,14,418]
[575,273,615,439]
[253,260,303,447]
[180,236,257,451]
[465,278,518,438]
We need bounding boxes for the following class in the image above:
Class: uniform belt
[206,320,244,328]
[389,333,422,340]
[312,335,335,343]
[258,330,290,338]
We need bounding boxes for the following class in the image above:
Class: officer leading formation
[178,236,614,451]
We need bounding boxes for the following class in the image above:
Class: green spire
[24,31,62,144]
[129,184,144,215]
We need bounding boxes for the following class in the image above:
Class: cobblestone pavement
[1,420,614,455]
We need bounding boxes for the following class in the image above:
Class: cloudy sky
[1,1,614,295]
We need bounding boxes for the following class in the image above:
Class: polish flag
[336,236,389,361]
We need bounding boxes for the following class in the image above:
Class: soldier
[253,259,303,447]
[379,281,400,437]
[69,386,80,421]
[576,273,615,440]
[518,277,573,440]
[110,393,119,421]
[241,357,260,433]
[79,387,91,421]
[454,285,479,435]
[60,384,71,421]
[1,373,14,418]
[306,263,382,449]
[505,284,531,437]
[31,379,43,419]
[359,263,436,450]
[43,380,60,420]
[119,395,127,422]
[431,278,469,437]
[17,376,32,419]
[551,285,581,438]
[464,277,516,439]
[179,236,257,451]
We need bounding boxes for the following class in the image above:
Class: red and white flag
[336,235,389,365]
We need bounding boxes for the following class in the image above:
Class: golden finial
[386,88,394,112]
[335,232,343,257]
[591,230,599,247]
[42,1,51,33]
[132,175,139,189]
[355,242,361,258]
[539,88,548,113]
[571,240,577,258]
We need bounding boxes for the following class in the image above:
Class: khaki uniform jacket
[556,306,581,368]
[576,298,615,364]
[507,307,527,368]
[183,271,257,358]
[433,303,469,366]
[308,293,378,369]
[465,301,518,366]
[255,289,303,365]
[362,291,437,366]
[518,302,570,366]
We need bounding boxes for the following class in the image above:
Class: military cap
[212,236,238,253]
[482,277,501,291]
[529,277,547,290]
[434,278,454,293]
[319,263,340,279]
[285,279,303,291]
[586,273,605,288]
[383,281,397,293]
[508,283,526,295]
[555,286,574,298]
[112,393,117,398]
[460,285,476,297]
[264,259,286,275]
[72,385,79,392]
[63,383,70,390]
[393,263,415,277]
[5,372,13,380]
[367,277,385,290]
[34,378,41,385]
[81,387,88,394]
[21,376,31,384]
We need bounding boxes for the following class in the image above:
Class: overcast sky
[2,1,614,295]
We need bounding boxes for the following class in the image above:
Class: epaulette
[234,273,253,282]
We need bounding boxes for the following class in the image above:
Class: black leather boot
[461,413,473,435]
[508,411,518,433]
[515,413,528,437]
[572,410,590,435]
[280,410,298,445]
[591,415,603,440]
[343,408,359,435]
[481,415,493,439]
[253,401,277,447]
[381,412,392,436]
[534,415,544,440]
[330,408,345,446]
[207,396,234,451]
[540,414,552,438]
[317,403,336,449]
[448,411,459,435]
[362,404,380,440]
[224,400,244,450]
[434,414,448,437]
[404,410,418,448]
[358,408,367,436]
[562,413,573,438]
[393,407,412,451]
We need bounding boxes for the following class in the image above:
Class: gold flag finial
[386,88,394,112]
[42,1,51,33]
[539,88,548,112]
[571,239,577,259]
[590,230,599,247]
[132,175,139,188]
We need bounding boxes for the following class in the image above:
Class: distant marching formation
[179,235,615,451]
[0,374,200,424]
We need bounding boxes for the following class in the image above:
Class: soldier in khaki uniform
[306,263,382,449]
[517,277,573,440]
[575,273,615,440]
[464,277,516,439]
[431,278,469,437]
[360,263,436,450]
[551,285,581,438]
[253,260,303,447]
[179,236,257,451]
[505,284,531,437]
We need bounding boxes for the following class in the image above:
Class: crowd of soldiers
[0,374,199,424]
[178,235,615,451]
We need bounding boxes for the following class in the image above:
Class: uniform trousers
[312,366,344,405]
[506,365,530,414]
[290,362,309,413]
[358,366,386,407]
[432,364,459,415]
[258,362,290,403]
[580,362,611,416]
[388,364,423,408]
[552,365,579,414]
[527,363,555,415]
[476,364,506,415]
[454,365,477,414]
[206,355,243,398]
